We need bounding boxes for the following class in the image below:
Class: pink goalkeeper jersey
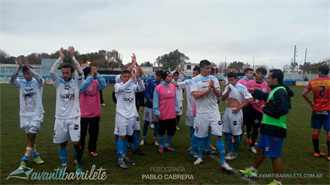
[79,79,101,118]
[238,78,249,87]
[246,80,270,113]
[155,84,177,120]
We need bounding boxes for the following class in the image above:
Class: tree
[140,61,153,67]
[228,61,244,72]
[155,49,189,70]
[211,62,217,67]
[306,59,330,73]
[0,50,15,64]
[299,62,311,72]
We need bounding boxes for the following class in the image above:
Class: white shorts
[143,107,159,122]
[222,107,243,136]
[53,117,80,144]
[20,114,44,134]
[134,112,141,131]
[194,112,222,138]
[185,110,195,127]
[114,113,134,136]
[178,101,183,116]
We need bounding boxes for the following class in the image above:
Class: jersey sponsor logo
[167,90,171,94]
[123,97,134,102]
[202,86,209,89]
[64,85,71,90]
[61,93,75,100]
[88,87,93,91]
[160,96,175,100]
[202,80,209,82]
[74,125,79,130]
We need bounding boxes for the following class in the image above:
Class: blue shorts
[311,111,330,131]
[257,134,284,158]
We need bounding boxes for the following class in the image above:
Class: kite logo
[6,166,33,180]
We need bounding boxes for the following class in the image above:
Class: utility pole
[293,45,298,73]
[224,56,227,73]
[304,48,307,64]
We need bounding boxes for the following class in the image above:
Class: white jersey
[10,69,45,116]
[171,70,187,102]
[50,57,83,119]
[191,74,220,113]
[115,79,145,118]
[223,83,252,103]
[178,80,195,111]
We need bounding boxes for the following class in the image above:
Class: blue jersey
[144,78,161,108]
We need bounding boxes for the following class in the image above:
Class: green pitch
[1,84,329,184]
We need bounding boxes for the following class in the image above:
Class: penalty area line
[209,155,259,185]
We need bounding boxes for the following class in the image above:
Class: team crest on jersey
[167,90,171,94]
[263,88,267,92]
[233,121,237,125]
[88,87,93,91]
[64,85,71,90]
[74,125,79,130]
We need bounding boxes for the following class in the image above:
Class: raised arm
[221,85,230,101]
[132,53,144,77]
[69,46,83,89]
[179,70,187,81]
[24,57,44,87]
[92,67,107,90]
[50,48,64,88]
[135,78,145,92]
[10,57,22,88]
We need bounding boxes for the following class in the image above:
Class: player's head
[121,70,131,83]
[267,69,283,86]
[317,65,329,76]
[83,67,92,79]
[255,68,267,82]
[210,68,215,76]
[173,71,179,81]
[161,71,172,84]
[61,64,75,82]
[155,70,163,82]
[22,66,33,81]
[199,60,211,77]
[193,66,200,77]
[227,72,237,85]
[244,68,254,79]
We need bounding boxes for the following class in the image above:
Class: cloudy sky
[1,0,329,69]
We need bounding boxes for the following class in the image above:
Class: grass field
[1,84,329,184]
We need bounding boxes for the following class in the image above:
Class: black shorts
[243,105,263,127]
[243,104,253,126]
[158,119,176,136]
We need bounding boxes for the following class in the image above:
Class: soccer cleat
[159,146,164,154]
[176,126,180,130]
[239,167,257,177]
[133,149,145,156]
[250,146,257,154]
[34,156,45,164]
[194,158,203,165]
[19,161,27,169]
[127,143,134,148]
[268,180,282,185]
[76,164,83,175]
[150,124,154,129]
[117,160,128,169]
[123,157,134,163]
[314,152,326,157]
[209,144,217,151]
[225,153,237,160]
[139,140,145,146]
[165,146,175,151]
[204,149,217,154]
[187,146,191,152]
[221,163,233,171]
[225,152,232,158]
[90,152,98,157]
[152,140,159,146]
[189,152,198,158]
[246,139,252,144]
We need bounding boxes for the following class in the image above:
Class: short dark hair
[161,71,171,80]
[256,68,267,75]
[317,65,329,75]
[244,68,253,74]
[269,69,283,84]
[173,71,179,76]
[62,64,75,73]
[156,70,163,76]
[83,67,91,79]
[193,66,201,73]
[199,60,211,68]
[22,66,32,72]
[227,72,237,79]
[121,70,131,75]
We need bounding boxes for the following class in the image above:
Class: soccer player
[114,69,144,169]
[238,68,254,143]
[302,65,330,160]
[245,68,271,153]
[153,71,179,153]
[221,72,253,160]
[10,57,45,169]
[191,60,232,171]
[171,67,187,130]
[79,66,107,157]
[172,67,200,156]
[50,46,84,175]
[240,69,290,185]
[140,70,163,146]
